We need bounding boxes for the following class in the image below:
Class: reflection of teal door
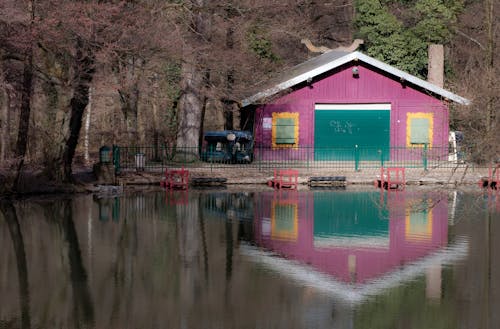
[313,191,389,248]
[314,104,390,160]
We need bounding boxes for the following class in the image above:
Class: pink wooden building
[241,51,470,162]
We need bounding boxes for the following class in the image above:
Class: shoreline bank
[1,165,495,197]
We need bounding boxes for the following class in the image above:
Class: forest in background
[0,0,498,188]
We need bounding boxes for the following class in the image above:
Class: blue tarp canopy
[204,130,253,142]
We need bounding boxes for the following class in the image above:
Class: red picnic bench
[160,168,189,190]
[267,169,299,190]
[376,167,405,190]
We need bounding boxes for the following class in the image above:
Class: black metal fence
[111,144,468,173]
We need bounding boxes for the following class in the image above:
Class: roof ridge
[241,51,470,107]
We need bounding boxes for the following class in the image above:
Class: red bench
[267,169,299,190]
[161,168,189,190]
[377,167,405,190]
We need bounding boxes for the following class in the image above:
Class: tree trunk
[176,59,204,158]
[12,0,35,190]
[176,0,210,159]
[59,38,94,182]
[151,73,160,160]
[15,50,33,162]
[0,84,10,164]
[224,24,235,130]
[84,87,92,165]
[485,0,495,133]
[118,85,139,143]
[118,57,143,144]
[12,50,33,191]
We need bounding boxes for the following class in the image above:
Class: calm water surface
[0,188,499,329]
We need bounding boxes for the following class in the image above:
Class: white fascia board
[240,237,468,305]
[241,51,470,107]
[355,52,471,105]
[315,103,391,110]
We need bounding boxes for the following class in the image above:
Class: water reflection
[0,201,30,329]
[245,190,466,305]
[1,188,498,329]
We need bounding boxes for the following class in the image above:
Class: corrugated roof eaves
[355,52,471,105]
[241,51,470,107]
[241,52,357,107]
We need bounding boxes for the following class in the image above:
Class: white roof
[241,51,470,107]
[240,237,468,305]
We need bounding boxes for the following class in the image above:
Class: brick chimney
[427,44,444,88]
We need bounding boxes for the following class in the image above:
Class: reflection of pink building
[253,190,448,284]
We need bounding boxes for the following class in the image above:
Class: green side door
[314,104,391,160]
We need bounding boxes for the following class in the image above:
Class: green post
[379,149,385,168]
[112,197,120,222]
[306,146,310,170]
[210,144,213,173]
[258,142,262,172]
[161,144,164,173]
[423,144,428,171]
[354,145,359,171]
[112,145,120,174]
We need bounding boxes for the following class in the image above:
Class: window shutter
[275,118,296,144]
[410,118,430,144]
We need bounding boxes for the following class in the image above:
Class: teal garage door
[314,104,390,160]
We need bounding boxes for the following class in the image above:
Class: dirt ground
[0,163,492,197]
[113,164,489,188]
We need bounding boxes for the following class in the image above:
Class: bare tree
[449,0,499,162]
[175,0,211,158]
[0,69,13,164]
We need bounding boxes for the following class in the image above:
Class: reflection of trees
[49,200,95,328]
[110,211,138,326]
[198,197,209,283]
[354,270,457,329]
[177,193,214,327]
[177,193,201,299]
[225,218,233,283]
[0,201,31,329]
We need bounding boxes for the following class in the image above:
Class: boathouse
[241,49,470,162]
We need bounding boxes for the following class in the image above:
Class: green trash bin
[99,146,112,164]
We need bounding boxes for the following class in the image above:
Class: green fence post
[423,144,428,171]
[306,146,309,170]
[258,143,262,172]
[112,145,120,174]
[161,144,164,173]
[210,144,213,173]
[354,145,359,171]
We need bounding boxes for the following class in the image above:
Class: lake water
[1,188,499,329]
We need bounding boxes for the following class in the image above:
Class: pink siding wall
[254,62,449,149]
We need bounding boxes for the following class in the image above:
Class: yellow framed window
[407,112,433,147]
[272,112,299,148]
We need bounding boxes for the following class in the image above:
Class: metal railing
[111,144,468,173]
